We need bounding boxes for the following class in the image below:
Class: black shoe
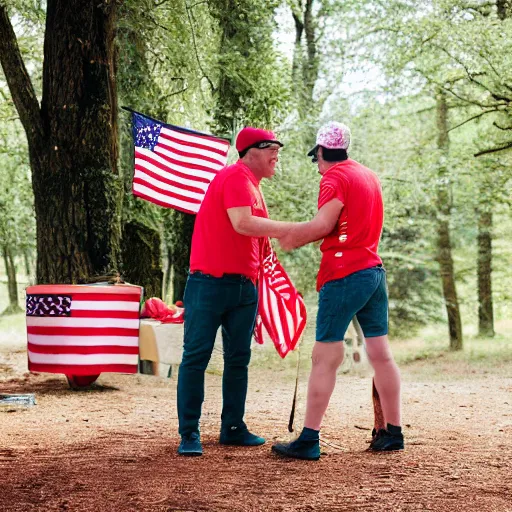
[272,438,321,461]
[177,432,203,456]
[369,424,404,452]
[367,427,380,450]
[219,425,265,446]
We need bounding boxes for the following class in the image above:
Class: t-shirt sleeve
[223,173,255,210]
[318,173,347,210]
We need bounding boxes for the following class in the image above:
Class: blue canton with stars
[133,112,162,151]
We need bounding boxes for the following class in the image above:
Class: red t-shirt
[316,159,384,291]
[190,160,268,280]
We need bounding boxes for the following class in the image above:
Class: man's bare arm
[280,199,343,251]
[227,206,293,238]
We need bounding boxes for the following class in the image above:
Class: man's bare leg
[272,341,344,460]
[365,335,401,427]
[303,341,345,429]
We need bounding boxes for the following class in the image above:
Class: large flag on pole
[129,109,230,214]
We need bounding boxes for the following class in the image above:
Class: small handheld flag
[254,238,307,358]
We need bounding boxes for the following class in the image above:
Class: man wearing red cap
[177,126,293,456]
[272,121,404,460]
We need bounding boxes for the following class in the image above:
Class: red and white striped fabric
[26,284,142,376]
[132,111,230,214]
[254,238,307,358]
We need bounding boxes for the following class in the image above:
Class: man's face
[316,147,331,175]
[249,144,281,179]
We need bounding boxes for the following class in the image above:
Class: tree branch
[185,0,215,94]
[474,140,512,157]
[493,120,512,131]
[426,76,505,109]
[0,5,44,151]
[159,87,188,102]
[448,109,498,132]
[432,43,511,104]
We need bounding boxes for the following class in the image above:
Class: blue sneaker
[219,425,265,446]
[177,432,203,456]
[272,438,321,461]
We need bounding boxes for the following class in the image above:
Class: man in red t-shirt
[272,122,404,461]
[177,127,294,456]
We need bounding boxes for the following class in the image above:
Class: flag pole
[287,340,301,433]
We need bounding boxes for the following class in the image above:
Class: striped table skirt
[26,284,142,376]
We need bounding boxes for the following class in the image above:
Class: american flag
[254,239,307,358]
[26,285,142,376]
[131,111,230,214]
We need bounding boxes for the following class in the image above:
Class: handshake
[277,224,306,252]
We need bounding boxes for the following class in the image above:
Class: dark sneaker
[369,424,404,452]
[367,427,381,451]
[272,438,321,461]
[177,432,203,456]
[219,425,265,446]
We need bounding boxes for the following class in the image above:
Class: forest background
[1,0,511,358]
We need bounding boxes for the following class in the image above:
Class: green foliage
[2,0,511,337]
[0,9,38,272]
[207,0,291,134]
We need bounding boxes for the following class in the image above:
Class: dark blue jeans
[177,272,258,436]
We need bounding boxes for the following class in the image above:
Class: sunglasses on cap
[252,141,282,150]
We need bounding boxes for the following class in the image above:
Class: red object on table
[141,298,184,324]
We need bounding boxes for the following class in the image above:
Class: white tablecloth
[139,320,184,376]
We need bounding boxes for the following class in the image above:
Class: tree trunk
[23,248,32,280]
[303,0,318,105]
[0,1,121,285]
[289,0,319,147]
[291,10,304,99]
[169,212,195,303]
[436,90,463,350]
[2,245,22,314]
[497,0,512,20]
[162,244,173,303]
[117,12,164,300]
[121,221,163,300]
[477,207,494,337]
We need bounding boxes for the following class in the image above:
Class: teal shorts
[316,266,388,342]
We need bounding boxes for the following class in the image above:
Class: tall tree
[436,89,463,350]
[289,0,319,120]
[0,1,121,284]
[117,0,167,299]
[474,0,512,336]
[0,84,36,313]
[477,200,494,337]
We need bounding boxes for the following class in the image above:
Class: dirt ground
[1,347,511,512]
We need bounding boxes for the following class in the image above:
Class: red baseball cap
[236,127,283,153]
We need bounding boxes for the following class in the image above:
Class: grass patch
[0,311,26,350]
[392,321,512,379]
